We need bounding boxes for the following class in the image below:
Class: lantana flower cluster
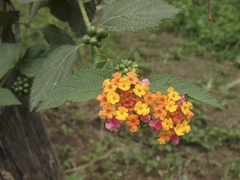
[96,71,194,145]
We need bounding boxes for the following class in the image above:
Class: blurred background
[15,0,240,179]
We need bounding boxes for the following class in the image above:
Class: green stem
[94,46,100,55]
[91,46,101,63]
[78,0,91,27]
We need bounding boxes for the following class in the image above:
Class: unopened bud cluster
[114,59,138,75]
[11,75,31,95]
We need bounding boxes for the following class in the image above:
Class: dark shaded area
[0,98,65,180]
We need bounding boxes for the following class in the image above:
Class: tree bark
[0,0,65,179]
[0,98,65,180]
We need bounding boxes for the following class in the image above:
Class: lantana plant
[96,69,194,145]
[0,0,222,145]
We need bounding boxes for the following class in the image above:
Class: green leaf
[19,45,59,77]
[30,45,80,110]
[39,68,110,110]
[149,74,224,110]
[48,0,96,37]
[27,1,49,24]
[0,43,22,79]
[100,0,180,32]
[19,45,46,76]
[16,0,44,3]
[0,88,21,106]
[68,0,96,37]
[48,0,70,22]
[93,54,114,74]
[41,25,75,45]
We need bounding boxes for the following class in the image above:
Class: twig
[226,77,240,89]
[207,0,212,21]
[65,148,115,174]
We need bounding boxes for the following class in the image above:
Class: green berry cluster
[114,60,139,74]
[82,26,108,48]
[11,75,31,95]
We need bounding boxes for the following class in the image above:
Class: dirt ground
[43,31,240,180]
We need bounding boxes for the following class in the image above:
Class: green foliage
[0,88,21,106]
[66,173,85,180]
[0,44,22,79]
[30,45,80,110]
[93,54,114,73]
[0,0,234,179]
[100,0,180,32]
[27,1,49,24]
[48,0,96,37]
[61,125,75,136]
[38,68,110,110]
[149,74,224,110]
[0,0,223,113]
[224,160,240,179]
[60,144,72,157]
[41,25,75,45]
[161,0,240,60]
[19,45,46,76]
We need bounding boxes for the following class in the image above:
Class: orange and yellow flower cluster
[96,71,194,145]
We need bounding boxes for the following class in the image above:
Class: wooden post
[0,98,65,180]
[0,0,65,179]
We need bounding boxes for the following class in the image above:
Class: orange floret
[157,131,172,145]
[144,91,155,105]
[112,72,122,84]
[152,104,167,120]
[127,71,138,85]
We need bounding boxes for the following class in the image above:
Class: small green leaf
[93,54,114,74]
[16,0,44,3]
[41,25,75,45]
[149,74,224,110]
[39,68,110,110]
[0,88,21,106]
[100,0,180,32]
[30,45,80,110]
[0,43,22,79]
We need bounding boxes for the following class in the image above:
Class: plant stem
[207,0,212,21]
[78,0,91,27]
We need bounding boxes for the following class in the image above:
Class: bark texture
[0,98,65,180]
[0,1,65,179]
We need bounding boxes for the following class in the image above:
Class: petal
[170,134,179,144]
[105,122,114,131]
